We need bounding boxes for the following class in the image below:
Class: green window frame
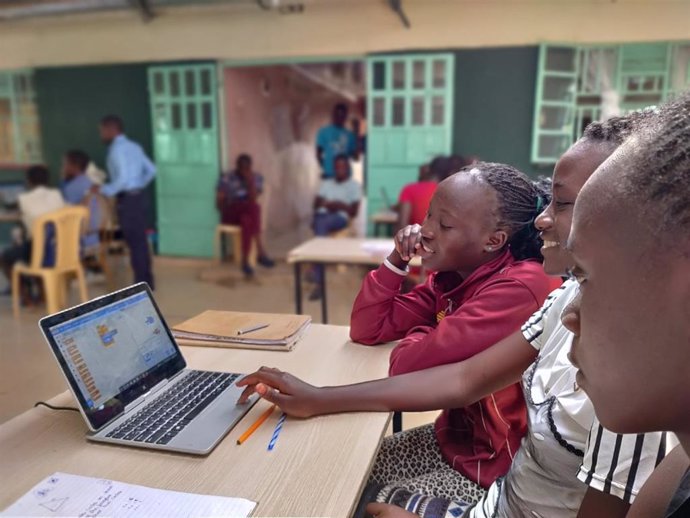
[368,54,454,132]
[0,69,42,165]
[531,45,578,164]
[532,41,690,164]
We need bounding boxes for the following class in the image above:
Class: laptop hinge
[123,377,170,414]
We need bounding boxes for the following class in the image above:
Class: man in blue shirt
[98,115,156,289]
[61,150,100,249]
[316,103,357,179]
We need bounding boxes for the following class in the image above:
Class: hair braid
[624,90,690,232]
[459,162,550,261]
[582,108,658,146]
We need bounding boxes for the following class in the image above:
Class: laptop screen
[40,284,186,430]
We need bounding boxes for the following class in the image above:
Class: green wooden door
[148,64,219,257]
[366,54,455,231]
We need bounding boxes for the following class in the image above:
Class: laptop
[39,283,259,455]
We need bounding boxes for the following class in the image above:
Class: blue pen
[267,413,287,451]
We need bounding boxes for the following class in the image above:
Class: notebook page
[1,472,256,517]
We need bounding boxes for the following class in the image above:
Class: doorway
[222,60,366,255]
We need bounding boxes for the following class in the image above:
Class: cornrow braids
[582,107,659,145]
[621,90,690,235]
[460,162,550,261]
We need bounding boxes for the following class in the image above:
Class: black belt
[116,189,144,200]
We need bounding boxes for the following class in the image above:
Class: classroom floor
[0,257,439,429]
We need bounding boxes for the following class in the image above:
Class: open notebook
[1,472,256,517]
[172,311,311,351]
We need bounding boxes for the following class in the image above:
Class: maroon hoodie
[350,249,552,488]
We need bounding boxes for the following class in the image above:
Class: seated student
[61,149,100,249]
[235,111,672,518]
[350,162,552,496]
[308,154,362,299]
[561,92,690,518]
[1,165,65,295]
[313,153,362,236]
[217,154,275,277]
[395,156,454,230]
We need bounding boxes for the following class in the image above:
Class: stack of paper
[0,472,256,517]
[172,311,311,352]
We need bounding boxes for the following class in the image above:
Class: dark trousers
[1,240,32,285]
[312,212,348,284]
[313,212,348,236]
[221,200,261,265]
[117,191,154,290]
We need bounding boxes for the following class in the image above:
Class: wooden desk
[0,211,21,223]
[371,210,398,237]
[0,324,393,517]
[287,237,421,323]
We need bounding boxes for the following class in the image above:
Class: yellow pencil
[236,405,276,445]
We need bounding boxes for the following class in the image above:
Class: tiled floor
[0,257,438,428]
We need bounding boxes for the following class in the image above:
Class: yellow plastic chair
[12,206,89,318]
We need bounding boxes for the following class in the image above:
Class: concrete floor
[0,257,438,428]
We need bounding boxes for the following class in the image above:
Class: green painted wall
[34,64,155,225]
[34,64,153,182]
[453,46,549,178]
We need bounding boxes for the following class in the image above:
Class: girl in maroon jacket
[349,163,554,503]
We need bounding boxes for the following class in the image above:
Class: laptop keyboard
[105,371,239,446]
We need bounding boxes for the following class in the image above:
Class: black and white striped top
[578,418,676,504]
[469,280,676,518]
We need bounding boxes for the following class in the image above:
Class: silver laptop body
[39,283,258,455]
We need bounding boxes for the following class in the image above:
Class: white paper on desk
[1,472,256,517]
[361,241,394,257]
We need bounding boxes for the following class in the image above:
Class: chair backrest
[30,206,89,271]
[82,191,113,231]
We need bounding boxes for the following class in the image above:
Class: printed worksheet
[1,472,256,517]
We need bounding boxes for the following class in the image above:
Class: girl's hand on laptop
[236,367,324,418]
[391,224,422,264]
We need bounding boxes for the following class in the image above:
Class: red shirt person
[396,156,454,228]
[350,163,552,489]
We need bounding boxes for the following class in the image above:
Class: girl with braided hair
[346,163,556,499]
[236,108,675,518]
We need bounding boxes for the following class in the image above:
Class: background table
[0,211,21,223]
[287,237,421,324]
[0,324,394,517]
[370,210,398,237]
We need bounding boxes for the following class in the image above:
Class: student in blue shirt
[97,115,156,289]
[316,103,357,179]
[61,150,100,249]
